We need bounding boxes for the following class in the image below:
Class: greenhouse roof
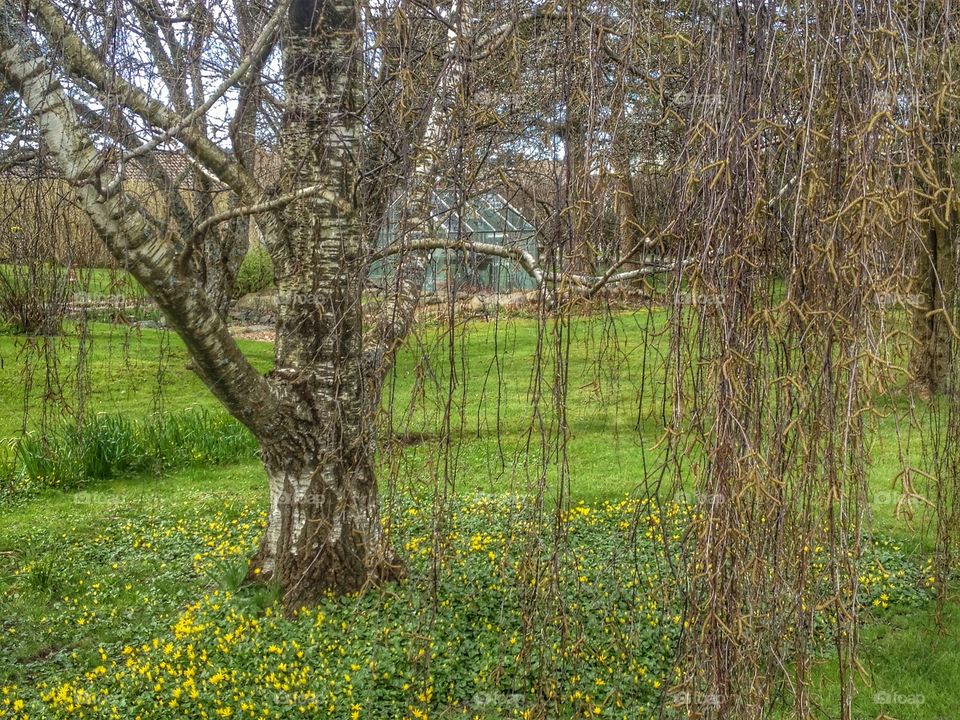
[379,192,535,245]
[433,193,535,238]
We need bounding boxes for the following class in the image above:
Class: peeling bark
[249,404,403,603]
[240,0,405,603]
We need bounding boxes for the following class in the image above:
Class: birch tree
[0,0,684,607]
[0,0,410,605]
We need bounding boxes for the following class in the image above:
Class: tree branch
[371,236,686,292]
[0,9,277,434]
[121,0,289,164]
[28,0,275,229]
[192,182,349,237]
[469,5,565,60]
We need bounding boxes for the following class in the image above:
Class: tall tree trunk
[912,217,957,394]
[611,144,646,283]
[246,0,403,605]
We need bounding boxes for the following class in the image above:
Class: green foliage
[5,408,257,497]
[0,485,938,719]
[206,556,253,594]
[233,247,274,297]
[0,315,951,717]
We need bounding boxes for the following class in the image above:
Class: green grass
[0,310,955,718]
[0,463,943,719]
[0,322,274,443]
[798,601,960,719]
[381,311,937,548]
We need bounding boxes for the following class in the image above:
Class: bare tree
[0,0,404,605]
[0,0,679,606]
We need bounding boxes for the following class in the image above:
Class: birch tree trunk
[244,0,404,604]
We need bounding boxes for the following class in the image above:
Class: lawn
[0,322,273,442]
[0,310,954,719]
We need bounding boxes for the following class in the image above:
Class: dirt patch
[230,325,275,343]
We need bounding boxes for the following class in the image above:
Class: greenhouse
[373,192,539,293]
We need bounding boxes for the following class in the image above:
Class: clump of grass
[206,556,253,593]
[5,408,258,498]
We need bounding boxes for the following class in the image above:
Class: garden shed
[373,193,538,294]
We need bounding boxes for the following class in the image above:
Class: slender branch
[470,5,565,60]
[192,183,349,237]
[371,236,685,291]
[578,259,693,293]
[584,232,672,295]
[70,97,196,237]
[121,0,289,163]
[768,174,799,208]
[372,237,543,284]
[131,1,189,111]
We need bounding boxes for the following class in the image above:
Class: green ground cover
[0,311,952,719]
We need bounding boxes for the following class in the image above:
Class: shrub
[233,247,274,297]
[0,261,71,335]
